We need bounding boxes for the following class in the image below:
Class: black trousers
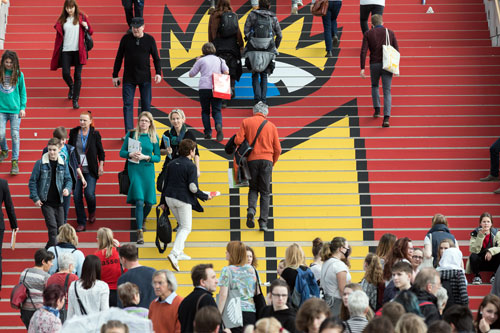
[230,311,257,333]
[359,4,384,34]
[61,51,82,101]
[122,0,144,26]
[248,160,273,225]
[20,309,35,329]
[469,252,500,275]
[42,204,64,249]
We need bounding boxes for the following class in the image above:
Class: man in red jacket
[234,102,281,231]
[360,14,399,128]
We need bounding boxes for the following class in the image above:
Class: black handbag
[253,267,266,319]
[83,17,93,52]
[234,120,268,166]
[118,132,134,195]
[155,206,172,254]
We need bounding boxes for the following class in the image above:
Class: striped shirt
[344,316,369,333]
[19,268,50,310]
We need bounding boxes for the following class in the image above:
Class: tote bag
[382,28,400,75]
[221,268,243,328]
[212,57,231,100]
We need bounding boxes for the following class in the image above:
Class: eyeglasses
[272,293,288,298]
[412,255,423,260]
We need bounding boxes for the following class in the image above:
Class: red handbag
[311,0,328,16]
[10,270,32,309]
[212,73,231,100]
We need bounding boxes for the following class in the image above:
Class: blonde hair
[97,227,114,258]
[56,224,78,246]
[285,243,306,269]
[169,109,186,123]
[134,111,158,144]
[395,313,427,333]
[243,317,283,333]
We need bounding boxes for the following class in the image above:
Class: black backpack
[218,11,239,38]
[155,206,172,254]
[249,12,274,51]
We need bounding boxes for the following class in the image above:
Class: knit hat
[253,101,269,116]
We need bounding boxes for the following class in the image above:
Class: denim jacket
[28,153,72,204]
[43,144,80,189]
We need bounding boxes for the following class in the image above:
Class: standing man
[178,264,219,333]
[480,138,500,194]
[149,270,183,333]
[360,0,385,35]
[0,177,18,291]
[122,0,144,31]
[234,102,281,232]
[112,17,162,135]
[28,138,72,249]
[360,14,398,128]
[117,243,156,308]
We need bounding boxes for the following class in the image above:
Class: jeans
[469,252,500,275]
[248,160,273,225]
[490,138,500,177]
[166,197,192,256]
[42,204,64,249]
[360,4,384,35]
[63,194,71,224]
[122,0,144,26]
[252,72,268,104]
[322,1,342,52]
[199,89,222,136]
[73,173,97,226]
[61,51,82,100]
[0,112,20,160]
[122,81,151,132]
[135,200,152,230]
[370,63,393,116]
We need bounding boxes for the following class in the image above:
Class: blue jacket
[28,153,72,204]
[43,143,80,189]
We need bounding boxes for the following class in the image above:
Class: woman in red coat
[50,0,93,110]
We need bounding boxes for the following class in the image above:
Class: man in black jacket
[178,263,219,333]
[112,17,162,135]
[0,178,17,290]
[410,267,442,326]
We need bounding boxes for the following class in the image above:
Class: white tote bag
[383,28,400,75]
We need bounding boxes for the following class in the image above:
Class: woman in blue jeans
[68,111,105,232]
[0,50,26,175]
[189,42,228,142]
[314,0,342,57]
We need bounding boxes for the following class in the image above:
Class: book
[10,229,16,250]
[128,137,141,164]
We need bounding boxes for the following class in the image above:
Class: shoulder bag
[83,16,93,52]
[74,282,88,315]
[234,120,268,165]
[252,267,266,319]
[382,28,400,75]
[118,132,134,195]
[10,269,35,310]
[213,58,231,100]
[311,0,328,16]
[155,205,172,254]
[221,267,243,329]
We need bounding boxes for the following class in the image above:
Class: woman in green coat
[119,111,160,244]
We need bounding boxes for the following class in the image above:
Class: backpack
[249,12,274,51]
[218,11,239,38]
[53,246,77,273]
[290,266,320,309]
[155,206,172,254]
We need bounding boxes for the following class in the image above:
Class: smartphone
[115,79,121,87]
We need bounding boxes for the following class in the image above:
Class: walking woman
[68,111,105,232]
[161,139,212,271]
[218,240,259,332]
[120,111,160,244]
[0,50,26,175]
[50,0,93,109]
[311,0,342,57]
[94,227,122,307]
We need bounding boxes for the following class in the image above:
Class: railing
[0,0,9,50]
[485,0,500,46]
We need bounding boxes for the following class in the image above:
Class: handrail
[485,0,500,46]
[0,0,9,50]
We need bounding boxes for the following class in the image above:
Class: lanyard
[80,129,89,152]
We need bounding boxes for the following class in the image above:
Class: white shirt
[360,0,385,5]
[320,257,351,298]
[63,17,79,52]
[67,280,109,319]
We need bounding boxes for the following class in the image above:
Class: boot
[136,229,144,244]
[73,97,80,109]
[68,85,73,100]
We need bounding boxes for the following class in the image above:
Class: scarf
[42,305,60,318]
[170,125,187,146]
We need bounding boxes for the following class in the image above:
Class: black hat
[130,17,144,28]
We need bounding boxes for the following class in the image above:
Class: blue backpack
[291,266,320,309]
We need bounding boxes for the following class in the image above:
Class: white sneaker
[297,1,303,6]
[178,253,191,261]
[168,254,180,271]
[291,4,298,14]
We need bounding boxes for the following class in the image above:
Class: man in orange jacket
[234,102,281,231]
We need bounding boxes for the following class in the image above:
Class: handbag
[83,17,93,52]
[10,269,34,309]
[382,28,400,75]
[311,0,328,16]
[221,268,243,329]
[212,58,231,100]
[155,205,172,254]
[253,267,266,319]
[118,132,134,195]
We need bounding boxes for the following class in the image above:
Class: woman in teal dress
[119,111,160,244]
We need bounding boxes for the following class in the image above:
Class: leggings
[135,200,152,230]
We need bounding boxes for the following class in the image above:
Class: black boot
[73,97,80,109]
[68,85,73,100]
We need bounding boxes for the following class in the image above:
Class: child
[392,261,413,292]
[28,138,72,249]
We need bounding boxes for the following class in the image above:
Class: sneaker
[0,150,8,162]
[382,116,390,128]
[491,276,496,284]
[168,253,180,272]
[297,1,303,6]
[10,160,19,175]
[259,222,268,232]
[373,108,381,118]
[472,276,482,285]
[481,174,500,182]
[246,211,255,228]
[291,4,298,14]
[216,124,223,142]
[178,253,191,260]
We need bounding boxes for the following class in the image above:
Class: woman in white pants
[160,139,212,271]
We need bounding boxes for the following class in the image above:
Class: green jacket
[0,70,27,113]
